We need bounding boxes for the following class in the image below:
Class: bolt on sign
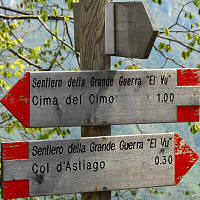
[1,133,198,199]
[1,69,200,128]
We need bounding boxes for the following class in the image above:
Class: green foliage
[194,0,200,7]
[158,42,172,53]
[164,28,170,36]
[65,0,73,10]
[189,123,200,134]
[152,0,162,5]
[127,64,139,69]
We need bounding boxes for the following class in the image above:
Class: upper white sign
[1,69,200,127]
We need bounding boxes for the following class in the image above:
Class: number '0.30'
[155,155,173,165]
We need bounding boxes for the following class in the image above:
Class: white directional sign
[1,69,200,127]
[1,133,198,198]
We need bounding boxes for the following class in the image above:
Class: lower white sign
[1,133,198,198]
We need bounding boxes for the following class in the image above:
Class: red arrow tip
[174,133,199,184]
[0,72,30,127]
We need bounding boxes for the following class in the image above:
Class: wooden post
[80,0,111,199]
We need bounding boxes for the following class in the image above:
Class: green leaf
[67,0,73,10]
[187,32,193,40]
[181,51,188,60]
[158,42,165,50]
[164,28,170,36]
[190,123,200,134]
[128,64,139,69]
[154,190,159,195]
[184,13,189,18]
[50,58,56,67]
[165,45,172,53]
[118,60,122,65]
[52,9,58,17]
[114,62,119,68]
[14,71,22,77]
[194,34,198,41]
[194,0,200,8]
[64,16,69,22]
[131,190,136,196]
[185,191,190,196]
[197,64,200,68]
[4,84,12,90]
[42,13,48,22]
[52,36,57,41]
[53,29,58,35]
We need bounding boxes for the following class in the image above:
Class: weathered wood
[74,2,158,58]
[73,3,80,53]
[79,0,111,199]
[114,2,158,58]
[105,3,115,55]
[1,133,199,198]
[1,69,200,127]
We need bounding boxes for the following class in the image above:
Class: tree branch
[0,13,73,21]
[38,17,79,57]
[0,5,32,15]
[9,48,42,69]
[154,45,186,68]
[159,29,200,34]
[158,35,200,54]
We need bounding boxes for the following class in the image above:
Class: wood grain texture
[114,2,158,58]
[79,0,111,199]
[74,3,80,53]
[105,3,115,55]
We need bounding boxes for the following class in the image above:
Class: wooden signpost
[1,133,199,199]
[1,69,200,128]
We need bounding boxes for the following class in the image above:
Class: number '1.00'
[157,93,174,103]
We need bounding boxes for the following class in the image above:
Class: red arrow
[0,72,30,127]
[174,133,199,184]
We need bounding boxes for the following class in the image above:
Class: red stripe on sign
[0,72,30,127]
[174,133,199,185]
[177,69,200,86]
[3,180,29,199]
[177,105,199,122]
[2,142,28,160]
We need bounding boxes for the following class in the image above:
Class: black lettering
[93,162,98,171]
[100,161,105,169]
[148,138,157,148]
[66,162,71,171]
[32,96,38,105]
[56,162,62,172]
[32,146,37,156]
[32,163,38,173]
[89,94,95,104]
[32,78,37,88]
[73,162,77,171]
